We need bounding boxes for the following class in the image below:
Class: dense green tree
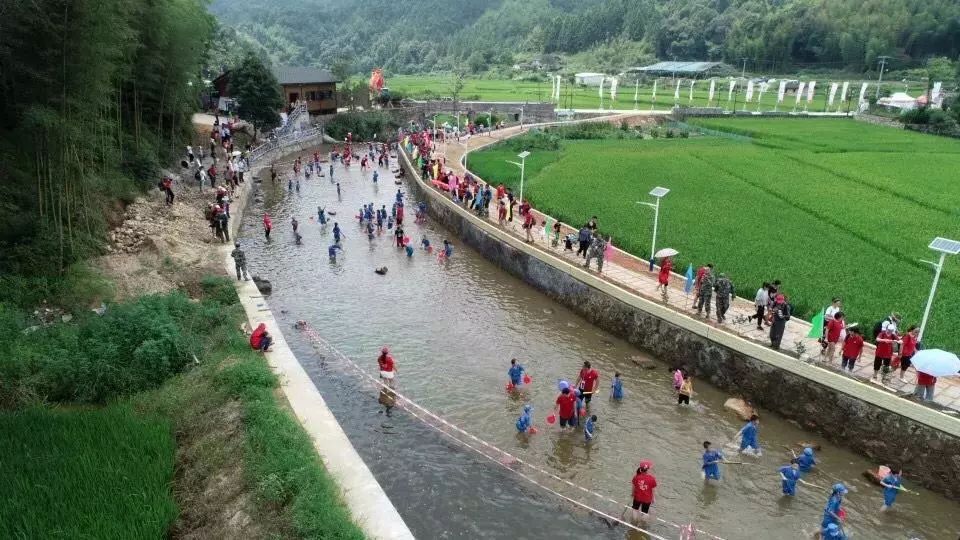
[231,52,283,137]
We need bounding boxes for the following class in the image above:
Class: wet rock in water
[630,356,657,369]
[252,276,272,295]
[375,266,388,275]
[542,308,553,315]
[566,322,578,328]
[723,397,756,421]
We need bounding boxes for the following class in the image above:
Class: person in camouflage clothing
[714,272,734,323]
[696,266,715,317]
[231,241,249,281]
[583,234,608,273]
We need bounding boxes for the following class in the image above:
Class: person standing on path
[713,273,734,323]
[823,312,845,363]
[914,371,937,401]
[231,241,249,281]
[583,234,607,273]
[747,282,769,330]
[161,176,175,206]
[692,263,713,308]
[840,327,864,372]
[897,325,919,381]
[769,294,790,349]
[873,327,898,383]
[522,211,536,242]
[695,266,715,318]
[656,256,673,301]
[576,225,592,258]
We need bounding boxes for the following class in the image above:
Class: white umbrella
[654,247,679,258]
[910,349,960,377]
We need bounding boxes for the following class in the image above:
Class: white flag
[828,83,838,107]
[728,79,736,101]
[857,82,868,104]
[745,80,755,102]
[708,79,716,102]
[758,82,769,103]
[674,80,681,101]
[633,80,639,102]
[599,77,605,99]
[796,82,806,105]
[652,79,658,100]
[556,76,562,100]
[610,77,618,101]
[688,80,695,102]
[806,81,816,103]
[840,81,849,103]
[777,81,787,103]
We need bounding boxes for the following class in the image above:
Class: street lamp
[506,150,531,211]
[918,237,960,341]
[636,186,670,259]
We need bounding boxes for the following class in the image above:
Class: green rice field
[469,118,960,350]
[390,74,926,112]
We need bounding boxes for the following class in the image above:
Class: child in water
[738,415,762,456]
[584,414,598,442]
[610,372,624,400]
[421,237,432,253]
[507,359,525,390]
[405,244,414,257]
[678,374,693,405]
[779,459,801,496]
[701,441,724,481]
[516,404,534,434]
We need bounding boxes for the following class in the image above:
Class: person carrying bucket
[552,387,578,431]
[575,361,600,405]
[515,404,536,434]
[630,461,658,523]
[821,483,848,529]
[507,359,530,391]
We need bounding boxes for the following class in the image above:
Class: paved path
[428,119,960,414]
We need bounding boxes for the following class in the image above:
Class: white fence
[248,126,324,164]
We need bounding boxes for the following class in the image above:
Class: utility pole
[875,55,891,99]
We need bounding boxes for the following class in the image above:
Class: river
[237,147,958,540]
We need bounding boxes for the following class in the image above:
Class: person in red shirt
[914,371,937,401]
[823,311,845,363]
[631,461,658,521]
[161,177,174,206]
[554,387,578,430]
[656,256,673,300]
[377,346,397,388]
[873,328,898,382]
[840,327,864,372]
[898,325,920,381]
[575,361,600,404]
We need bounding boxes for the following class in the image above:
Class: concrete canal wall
[398,148,960,500]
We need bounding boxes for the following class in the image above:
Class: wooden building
[272,65,339,115]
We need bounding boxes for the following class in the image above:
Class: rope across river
[299,323,728,540]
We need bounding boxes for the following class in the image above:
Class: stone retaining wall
[397,148,960,500]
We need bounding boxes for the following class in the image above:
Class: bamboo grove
[0,0,214,275]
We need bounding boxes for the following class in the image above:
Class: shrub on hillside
[325,111,401,141]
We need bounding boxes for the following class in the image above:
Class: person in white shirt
[747,282,770,331]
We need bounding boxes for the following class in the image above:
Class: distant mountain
[209,0,960,75]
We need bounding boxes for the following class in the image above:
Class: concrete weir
[398,148,960,500]
[224,148,415,539]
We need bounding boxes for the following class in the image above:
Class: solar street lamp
[636,187,670,260]
[506,151,531,211]
[918,237,960,341]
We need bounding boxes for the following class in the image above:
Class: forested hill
[210,0,960,75]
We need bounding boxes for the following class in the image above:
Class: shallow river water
[238,148,958,540]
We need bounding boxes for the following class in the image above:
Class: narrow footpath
[435,120,960,414]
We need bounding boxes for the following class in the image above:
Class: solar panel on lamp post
[636,187,670,260]
[918,237,960,341]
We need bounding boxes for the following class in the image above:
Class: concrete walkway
[431,120,960,415]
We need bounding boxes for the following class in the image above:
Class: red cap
[639,460,653,470]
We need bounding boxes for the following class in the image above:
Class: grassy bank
[469,119,960,350]
[0,276,364,539]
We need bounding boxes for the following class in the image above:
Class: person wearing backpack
[769,294,791,349]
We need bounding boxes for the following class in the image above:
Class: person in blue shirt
[328,244,342,262]
[333,223,342,244]
[317,206,327,225]
[610,372,624,400]
[507,359,525,389]
[421,237,432,252]
[405,244,414,257]
[516,404,533,434]
[738,414,762,455]
[779,459,801,496]
[395,188,404,204]
[443,239,454,259]
[822,483,848,528]
[880,466,902,511]
[821,523,846,540]
[702,441,724,481]
[584,414,597,442]
[797,446,817,473]
[373,170,379,183]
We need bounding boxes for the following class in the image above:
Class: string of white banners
[299,324,726,540]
